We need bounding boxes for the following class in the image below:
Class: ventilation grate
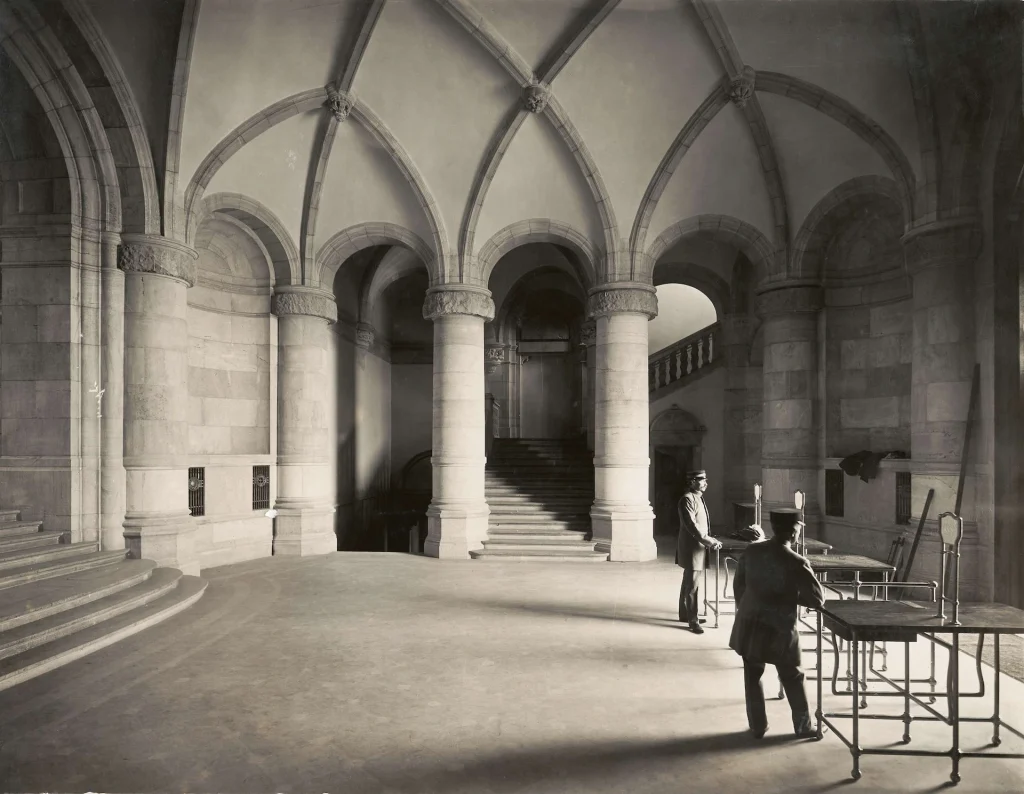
[825,469,844,517]
[253,465,270,511]
[895,470,912,525]
[188,467,205,517]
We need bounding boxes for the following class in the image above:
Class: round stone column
[272,286,338,556]
[903,219,979,529]
[422,286,494,558]
[588,284,658,562]
[119,235,199,575]
[756,282,823,521]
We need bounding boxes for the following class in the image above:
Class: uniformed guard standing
[675,469,721,634]
[729,509,825,738]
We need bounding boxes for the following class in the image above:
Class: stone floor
[0,550,1021,793]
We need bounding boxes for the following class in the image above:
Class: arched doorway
[650,408,706,536]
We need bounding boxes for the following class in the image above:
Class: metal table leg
[950,633,961,785]
[993,634,1001,746]
[852,630,862,780]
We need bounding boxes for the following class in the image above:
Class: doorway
[653,446,695,536]
[521,354,576,438]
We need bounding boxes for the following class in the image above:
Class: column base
[123,512,199,576]
[590,504,657,562]
[273,506,337,556]
[424,504,489,559]
[101,524,128,554]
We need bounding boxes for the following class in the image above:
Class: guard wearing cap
[675,469,721,634]
[729,509,825,739]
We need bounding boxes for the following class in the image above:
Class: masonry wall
[391,363,432,482]
[186,284,274,568]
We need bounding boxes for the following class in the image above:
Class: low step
[470,548,608,562]
[0,568,185,662]
[0,543,100,574]
[486,527,589,537]
[0,510,23,523]
[0,549,125,592]
[0,531,61,555]
[487,504,588,515]
[0,521,41,538]
[0,559,158,632]
[484,534,589,546]
[0,575,207,693]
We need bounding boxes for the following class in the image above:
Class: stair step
[0,568,185,662]
[0,549,125,592]
[488,504,589,514]
[0,575,207,693]
[0,532,61,555]
[0,510,23,523]
[0,559,158,632]
[488,527,589,537]
[470,548,608,562]
[484,534,589,546]
[0,543,101,573]
[0,521,46,538]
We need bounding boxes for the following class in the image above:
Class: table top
[819,599,1024,634]
[806,553,894,573]
[713,536,832,553]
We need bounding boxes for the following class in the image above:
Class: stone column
[903,219,979,529]
[100,232,126,551]
[422,286,494,558]
[588,284,658,561]
[580,320,597,451]
[756,283,823,523]
[721,313,760,506]
[272,286,338,556]
[119,235,198,575]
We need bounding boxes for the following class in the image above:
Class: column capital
[586,284,658,320]
[901,218,981,275]
[755,281,823,318]
[118,234,197,287]
[355,322,375,350]
[422,286,495,321]
[580,320,597,346]
[485,343,506,375]
[272,286,338,323]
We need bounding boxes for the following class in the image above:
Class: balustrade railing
[648,322,720,393]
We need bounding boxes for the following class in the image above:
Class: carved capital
[118,235,198,287]
[755,283,823,318]
[580,320,597,346]
[586,285,658,319]
[355,322,375,350]
[523,83,550,113]
[485,345,506,375]
[422,287,495,321]
[901,219,981,276]
[271,287,338,323]
[326,85,353,122]
[727,66,757,109]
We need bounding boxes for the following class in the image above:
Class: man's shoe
[697,618,707,624]
[689,622,705,634]
[750,725,768,739]
[794,724,827,739]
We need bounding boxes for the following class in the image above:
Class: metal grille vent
[825,469,844,517]
[895,471,912,525]
[188,467,205,517]
[253,465,270,511]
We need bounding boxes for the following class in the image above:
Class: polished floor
[0,549,1021,793]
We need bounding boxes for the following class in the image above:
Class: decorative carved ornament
[118,235,198,287]
[727,66,756,109]
[586,286,658,319]
[755,283,823,318]
[523,83,550,113]
[486,345,506,363]
[326,85,353,122]
[579,321,597,346]
[355,323,375,350]
[422,288,495,321]
[901,219,981,276]
[271,288,338,323]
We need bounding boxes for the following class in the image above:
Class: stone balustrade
[648,323,721,394]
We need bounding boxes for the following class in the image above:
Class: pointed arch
[358,245,427,323]
[317,222,435,289]
[476,219,598,292]
[645,215,775,285]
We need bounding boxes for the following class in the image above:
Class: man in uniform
[729,509,825,739]
[676,469,721,634]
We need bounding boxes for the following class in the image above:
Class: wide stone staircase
[0,508,207,692]
[471,438,607,561]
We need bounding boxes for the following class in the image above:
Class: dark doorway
[653,445,694,536]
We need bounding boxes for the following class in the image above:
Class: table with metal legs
[815,600,1024,785]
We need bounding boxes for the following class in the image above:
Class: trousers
[678,569,700,623]
[743,658,812,734]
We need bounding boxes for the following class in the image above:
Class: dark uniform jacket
[728,540,824,667]
[675,492,712,572]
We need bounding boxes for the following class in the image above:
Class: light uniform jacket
[675,492,712,571]
[728,540,825,667]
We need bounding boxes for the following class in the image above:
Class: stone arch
[652,262,730,321]
[317,222,435,290]
[630,85,731,274]
[790,176,907,282]
[755,71,916,221]
[358,246,428,324]
[477,219,598,292]
[645,215,775,285]
[650,406,707,443]
[494,266,586,345]
[197,193,301,287]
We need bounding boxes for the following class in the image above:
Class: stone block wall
[186,285,274,567]
[391,363,432,482]
[824,300,911,457]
